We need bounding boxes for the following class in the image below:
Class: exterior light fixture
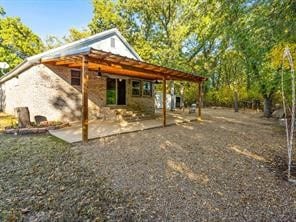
[97,67,102,77]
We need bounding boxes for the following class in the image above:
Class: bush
[205,86,262,108]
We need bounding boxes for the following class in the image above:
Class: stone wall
[0,64,155,122]
[126,79,155,115]
[0,64,106,122]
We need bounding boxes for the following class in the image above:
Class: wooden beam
[41,52,207,83]
[197,81,202,120]
[163,76,167,127]
[68,62,163,80]
[56,60,78,65]
[81,56,89,143]
[88,54,202,82]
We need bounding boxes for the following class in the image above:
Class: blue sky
[0,0,93,40]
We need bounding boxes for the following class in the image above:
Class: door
[106,78,116,105]
[117,79,126,105]
[106,78,126,105]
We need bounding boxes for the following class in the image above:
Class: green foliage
[0,6,5,16]
[87,0,294,107]
[44,35,63,49]
[44,28,91,50]
[1,1,295,108]
[182,83,198,107]
[63,28,91,43]
[89,0,122,34]
[0,10,44,73]
[205,85,262,107]
[270,43,296,70]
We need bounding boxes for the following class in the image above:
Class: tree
[0,7,44,73]
[280,47,296,182]
[44,35,63,49]
[86,0,294,110]
[63,28,91,43]
[0,6,5,16]
[89,0,124,34]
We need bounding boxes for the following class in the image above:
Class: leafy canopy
[0,7,44,73]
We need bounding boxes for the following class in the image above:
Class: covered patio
[49,110,197,143]
[41,48,206,143]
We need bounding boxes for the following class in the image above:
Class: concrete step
[101,106,154,122]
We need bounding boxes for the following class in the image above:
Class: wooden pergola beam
[197,81,202,120]
[67,62,163,80]
[81,56,89,143]
[55,59,77,65]
[43,58,204,82]
[163,76,167,127]
[64,61,196,82]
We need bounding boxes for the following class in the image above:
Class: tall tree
[63,28,91,43]
[0,7,44,73]
[87,0,295,109]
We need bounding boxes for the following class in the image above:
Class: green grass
[0,112,17,131]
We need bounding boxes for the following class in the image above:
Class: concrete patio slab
[49,112,198,143]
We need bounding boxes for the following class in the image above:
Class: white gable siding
[90,34,137,59]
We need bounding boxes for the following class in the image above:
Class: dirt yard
[1,108,296,221]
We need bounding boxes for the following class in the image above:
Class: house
[0,28,206,142]
[0,29,155,122]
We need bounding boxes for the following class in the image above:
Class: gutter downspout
[0,59,40,84]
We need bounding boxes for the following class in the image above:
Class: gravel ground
[77,108,296,221]
[1,108,296,221]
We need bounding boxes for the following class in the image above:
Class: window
[71,70,81,86]
[106,78,116,105]
[132,80,141,96]
[143,81,152,96]
[106,78,127,105]
[111,37,115,48]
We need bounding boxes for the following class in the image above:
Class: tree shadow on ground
[268,155,296,181]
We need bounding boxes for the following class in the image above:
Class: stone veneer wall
[0,64,106,122]
[0,64,155,122]
[126,79,155,115]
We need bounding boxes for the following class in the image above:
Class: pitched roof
[0,28,141,83]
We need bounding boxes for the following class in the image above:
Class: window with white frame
[143,81,152,96]
[131,80,141,96]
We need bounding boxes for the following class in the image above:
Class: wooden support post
[197,81,202,120]
[163,76,167,127]
[82,56,89,143]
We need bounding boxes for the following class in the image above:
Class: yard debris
[3,122,70,135]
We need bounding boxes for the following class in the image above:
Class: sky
[0,0,93,40]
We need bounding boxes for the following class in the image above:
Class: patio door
[117,79,126,105]
[106,78,126,105]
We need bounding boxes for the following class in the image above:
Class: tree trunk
[264,96,272,117]
[15,107,31,128]
[234,91,239,112]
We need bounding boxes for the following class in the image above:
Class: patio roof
[40,47,206,82]
[40,47,206,143]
